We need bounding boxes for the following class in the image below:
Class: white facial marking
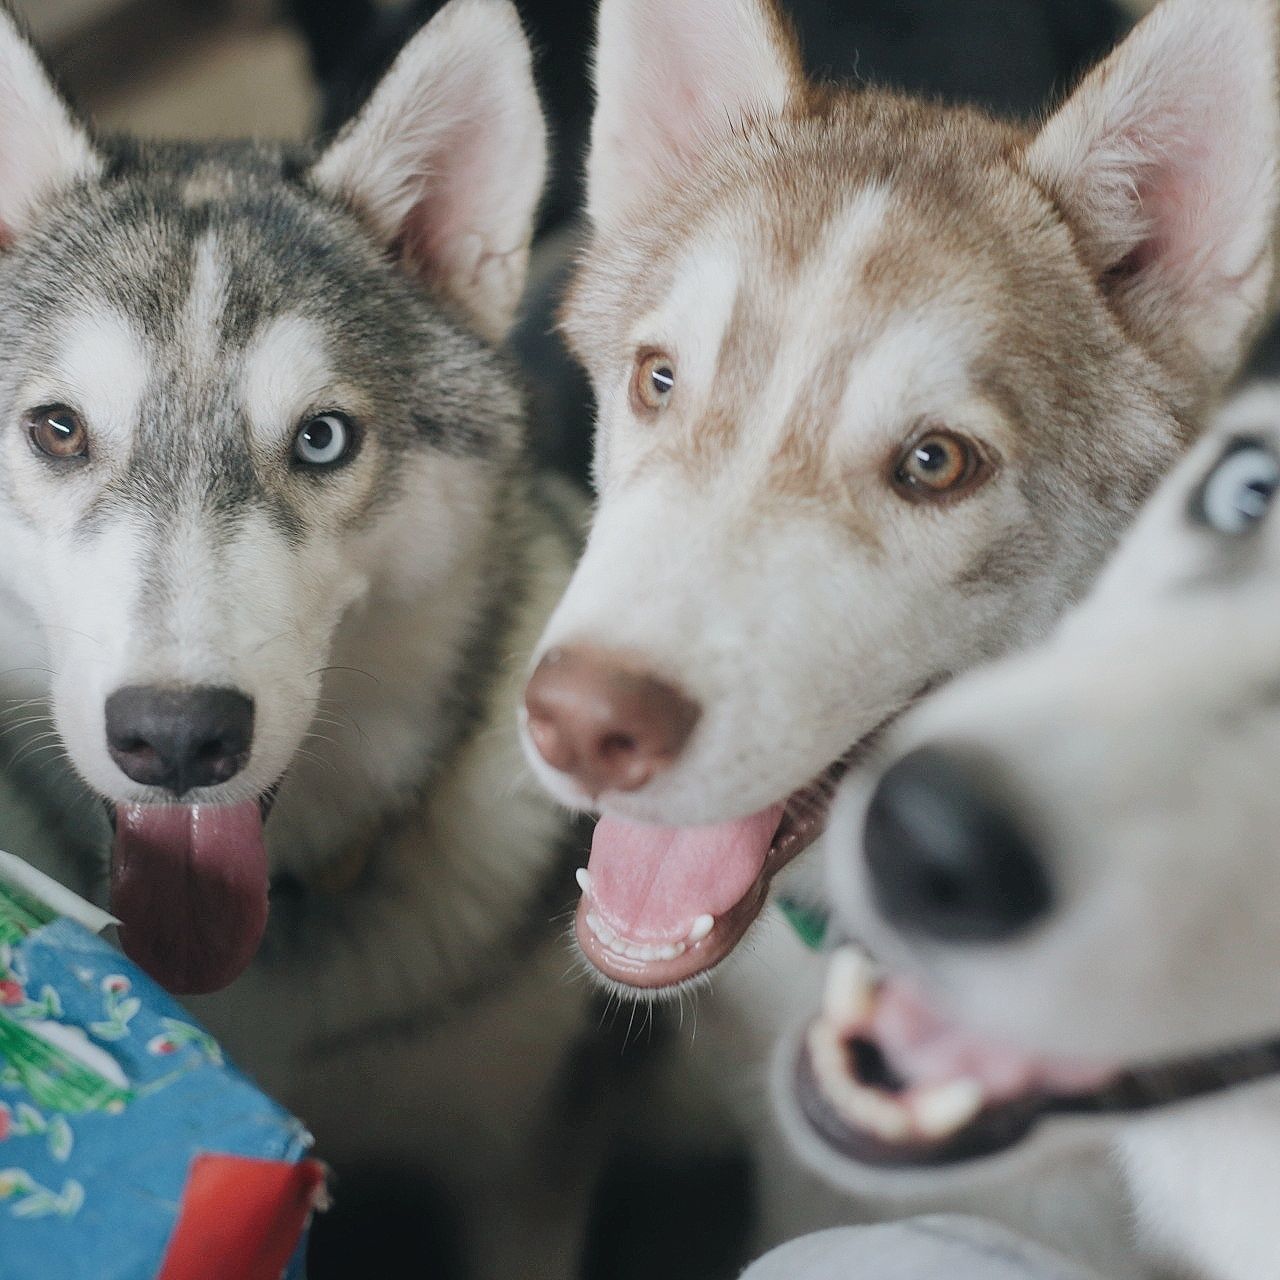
[242,314,335,449]
[25,304,147,453]
[184,234,229,369]
[628,239,742,389]
[840,308,987,442]
[527,179,1016,829]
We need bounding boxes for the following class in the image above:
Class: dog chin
[784,946,1280,1183]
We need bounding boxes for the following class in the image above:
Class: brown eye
[631,351,676,413]
[27,405,89,461]
[893,430,985,501]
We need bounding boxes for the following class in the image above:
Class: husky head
[518,0,1280,993]
[0,0,546,995]
[785,374,1280,1186]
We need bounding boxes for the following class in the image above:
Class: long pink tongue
[587,805,785,942]
[110,801,268,996]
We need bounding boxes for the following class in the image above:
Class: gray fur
[0,4,619,1274]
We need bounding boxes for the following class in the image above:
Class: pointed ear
[310,0,547,344]
[1026,0,1280,399]
[587,0,803,229]
[0,10,99,245]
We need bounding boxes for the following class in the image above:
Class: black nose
[105,686,255,795]
[864,746,1052,943]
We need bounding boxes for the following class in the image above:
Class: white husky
[782,373,1280,1279]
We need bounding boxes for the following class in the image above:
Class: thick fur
[812,366,1280,1279]
[517,0,1280,1269]
[525,0,1279,840]
[0,3,617,1273]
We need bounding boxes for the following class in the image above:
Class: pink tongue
[110,801,268,996]
[872,978,1117,1102]
[587,805,785,942]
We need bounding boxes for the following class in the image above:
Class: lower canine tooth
[843,1081,913,1143]
[913,1078,985,1139]
[576,868,592,896]
[688,914,714,944]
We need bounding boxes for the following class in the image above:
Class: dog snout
[524,646,701,796]
[863,746,1052,943]
[105,685,255,796]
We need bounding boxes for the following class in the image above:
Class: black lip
[795,1026,1280,1170]
[103,783,281,830]
[767,684,944,866]
[259,784,280,822]
[768,756,854,864]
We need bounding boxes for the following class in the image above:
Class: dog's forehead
[32,225,335,411]
[631,175,1006,451]
[5,156,391,436]
[10,142,378,359]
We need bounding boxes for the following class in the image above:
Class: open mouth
[573,696,932,993]
[796,947,1280,1168]
[574,756,854,991]
[106,787,279,997]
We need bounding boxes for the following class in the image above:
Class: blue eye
[1194,439,1280,535]
[294,413,354,468]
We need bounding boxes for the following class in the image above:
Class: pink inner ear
[1100,82,1257,305]
[1139,136,1220,286]
[393,108,505,289]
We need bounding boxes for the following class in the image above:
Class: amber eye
[27,405,89,462]
[631,351,676,414]
[893,430,985,501]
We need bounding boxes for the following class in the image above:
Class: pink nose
[524,646,701,796]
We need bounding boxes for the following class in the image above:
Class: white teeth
[807,1017,985,1147]
[823,946,879,1030]
[850,1086,913,1143]
[584,912,688,964]
[807,1023,913,1143]
[687,914,714,944]
[913,1078,985,1140]
[575,868,592,896]
[576,895,716,966]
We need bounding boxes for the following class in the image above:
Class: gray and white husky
[784,370,1280,1279]
[0,1,608,1270]
[517,0,1280,998]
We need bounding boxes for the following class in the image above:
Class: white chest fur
[1119,1077,1280,1279]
